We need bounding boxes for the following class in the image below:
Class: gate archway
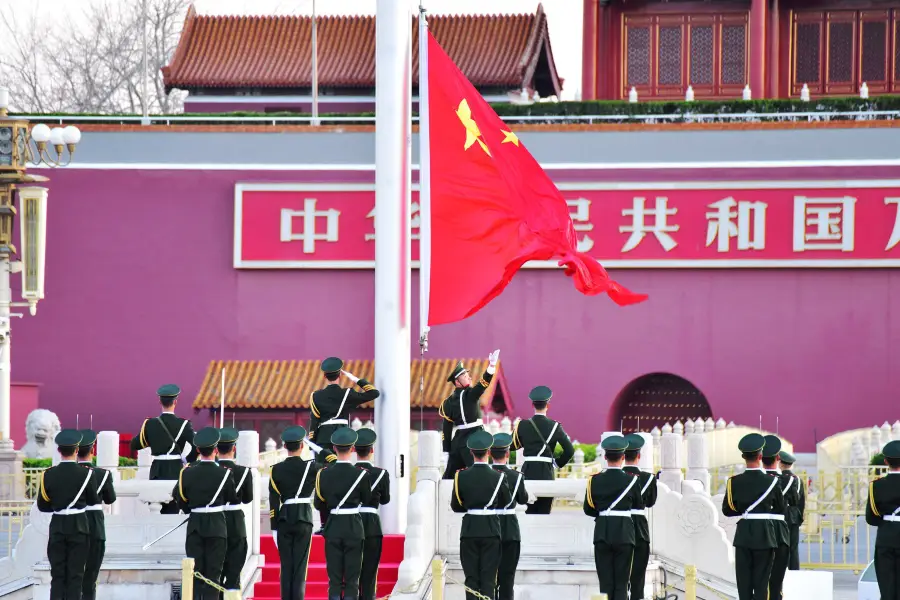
[610,372,712,434]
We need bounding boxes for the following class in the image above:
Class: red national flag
[425,32,647,327]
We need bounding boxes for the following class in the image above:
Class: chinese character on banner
[792,196,856,252]
[620,197,679,252]
[280,198,341,254]
[886,198,900,251]
[365,203,422,241]
[566,197,594,252]
[705,197,768,252]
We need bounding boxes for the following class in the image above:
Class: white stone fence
[817,421,900,471]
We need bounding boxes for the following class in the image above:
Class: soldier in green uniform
[173,427,237,600]
[309,357,379,530]
[440,350,499,479]
[354,428,391,600]
[778,450,805,570]
[77,430,116,600]
[490,432,528,600]
[721,433,785,600]
[450,429,512,600]
[314,428,372,600]
[216,427,254,596]
[37,429,100,600]
[761,435,789,600]
[131,384,198,514]
[583,435,643,600]
[270,426,320,600]
[865,440,900,600]
[624,433,657,600]
[511,385,575,514]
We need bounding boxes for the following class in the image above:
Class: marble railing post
[686,430,710,492]
[635,432,653,472]
[0,438,23,500]
[237,430,261,556]
[137,447,152,480]
[659,431,684,491]
[96,431,119,514]
[651,427,661,471]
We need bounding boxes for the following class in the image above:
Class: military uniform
[722,433,785,600]
[440,354,498,480]
[37,430,101,600]
[354,428,391,600]
[583,436,644,600]
[865,440,900,600]
[314,428,372,600]
[216,428,254,595]
[77,430,117,600]
[173,427,237,600]
[623,434,657,600]
[131,385,198,514]
[270,426,321,600]
[511,386,575,514]
[779,451,805,571]
[450,430,512,600]
[491,433,528,600]
[762,436,790,600]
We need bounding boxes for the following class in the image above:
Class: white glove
[272,531,278,549]
[527,491,537,504]
[441,452,449,464]
[487,349,500,374]
[342,370,360,384]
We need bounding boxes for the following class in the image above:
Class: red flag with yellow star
[424,32,647,326]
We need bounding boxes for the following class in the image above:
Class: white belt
[600,510,634,517]
[497,509,518,515]
[742,513,785,521]
[153,454,182,460]
[322,419,349,427]
[358,507,379,514]
[453,420,483,433]
[54,508,86,516]
[331,508,360,515]
[86,505,104,512]
[192,506,225,514]
[284,498,313,505]
[631,509,647,517]
[466,509,498,516]
[883,515,900,522]
[224,505,245,511]
[522,456,554,463]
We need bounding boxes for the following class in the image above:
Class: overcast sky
[0,0,584,100]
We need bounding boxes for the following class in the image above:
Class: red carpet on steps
[250,534,405,600]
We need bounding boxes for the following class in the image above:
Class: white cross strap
[335,470,367,511]
[538,421,559,458]
[505,473,523,510]
[602,476,637,516]
[484,473,505,510]
[743,478,779,518]
[459,390,467,426]
[371,469,386,491]
[166,419,189,455]
[66,469,94,511]
[293,462,313,501]
[206,471,231,509]
[235,468,249,496]
[641,474,654,496]
[334,388,351,421]
[782,475,796,496]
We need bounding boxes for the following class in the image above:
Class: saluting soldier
[216,428,254,597]
[440,350,500,480]
[354,428,391,600]
[511,385,575,514]
[583,436,643,600]
[173,427,237,600]
[450,430,512,600]
[37,429,101,600]
[77,430,117,600]
[131,384,198,514]
[761,436,790,600]
[722,433,785,600]
[309,357,379,529]
[490,432,529,600]
[778,450,805,570]
[865,440,900,600]
[269,426,321,600]
[314,428,372,600]
[623,433,657,600]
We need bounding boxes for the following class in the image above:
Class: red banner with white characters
[233,181,900,268]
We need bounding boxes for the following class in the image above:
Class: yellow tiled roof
[192,358,506,410]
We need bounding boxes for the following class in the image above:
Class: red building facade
[582,0,900,100]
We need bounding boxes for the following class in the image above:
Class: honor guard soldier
[37,429,101,600]
[216,428,253,597]
[762,436,790,600]
[270,426,320,600]
[309,357,380,529]
[131,384,198,514]
[314,428,372,600]
[722,433,785,600]
[450,430,512,600]
[583,435,643,600]
[511,385,575,514]
[778,450,805,570]
[624,433,657,600]
[440,349,500,479]
[490,432,529,600]
[173,427,237,600]
[77,430,117,600]
[865,440,900,600]
[354,428,391,600]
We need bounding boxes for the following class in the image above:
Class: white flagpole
[418,1,431,350]
[311,0,319,126]
[220,368,225,428]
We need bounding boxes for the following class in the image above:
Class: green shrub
[23,456,137,468]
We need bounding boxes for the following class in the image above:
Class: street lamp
[0,87,81,443]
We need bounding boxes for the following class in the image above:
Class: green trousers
[460,537,500,600]
[593,541,634,600]
[48,531,89,600]
[324,536,363,600]
[630,539,650,600]
[769,544,789,600]
[186,532,226,600]
[496,540,520,600]
[734,547,774,600]
[278,524,313,600]
[359,535,382,600]
[81,537,105,600]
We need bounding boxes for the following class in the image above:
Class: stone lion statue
[19,409,62,459]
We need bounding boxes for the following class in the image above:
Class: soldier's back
[40,462,95,535]
[726,470,780,549]
[316,462,369,540]
[272,456,319,528]
[871,475,900,548]
[180,462,230,538]
[585,469,640,545]
[454,465,505,538]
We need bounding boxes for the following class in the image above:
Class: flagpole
[311,0,319,126]
[220,368,225,429]
[417,1,431,432]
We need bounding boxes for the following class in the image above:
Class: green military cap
[601,436,628,452]
[193,427,221,449]
[447,361,468,383]
[331,427,358,448]
[778,450,796,465]
[466,430,494,451]
[157,384,181,398]
[883,440,900,459]
[321,357,344,374]
[281,425,307,443]
[218,428,239,444]
[738,433,766,454]
[625,433,646,451]
[528,386,552,402]
[762,435,782,458]
[355,428,377,449]
[78,429,97,448]
[56,429,82,449]
[492,433,513,449]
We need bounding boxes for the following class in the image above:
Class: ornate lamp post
[0,87,80,443]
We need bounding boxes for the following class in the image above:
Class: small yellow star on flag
[501,130,519,146]
[456,99,491,157]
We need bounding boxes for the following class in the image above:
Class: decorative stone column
[237,430,261,556]
[686,431,710,492]
[96,431,119,514]
[893,421,900,441]
[137,447,152,480]
[417,431,441,482]
[0,438,24,500]
[264,438,277,453]
[635,432,653,472]
[651,427,661,471]
[659,432,684,491]
[572,447,585,478]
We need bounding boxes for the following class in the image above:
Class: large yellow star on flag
[501,130,519,146]
[456,99,491,157]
